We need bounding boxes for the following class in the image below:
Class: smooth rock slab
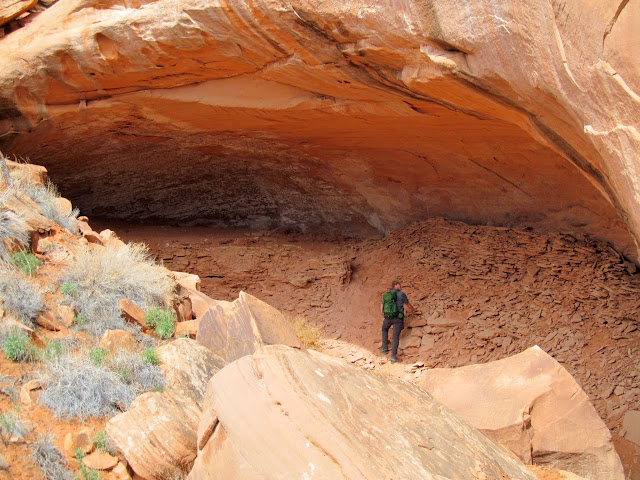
[196,291,303,362]
[419,346,624,480]
[107,339,225,480]
[189,345,537,480]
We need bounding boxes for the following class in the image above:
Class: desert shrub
[30,434,74,480]
[0,410,29,444]
[109,351,165,394]
[40,354,137,419]
[14,178,79,233]
[144,308,175,339]
[2,329,40,362]
[74,315,88,326]
[290,315,324,351]
[0,190,29,262]
[88,347,109,366]
[43,339,63,360]
[92,430,117,455]
[11,249,42,276]
[0,268,44,326]
[59,243,174,337]
[60,281,78,297]
[141,348,160,366]
[74,449,101,480]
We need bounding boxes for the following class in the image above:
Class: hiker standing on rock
[380,280,414,364]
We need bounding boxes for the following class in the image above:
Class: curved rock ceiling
[0,1,638,257]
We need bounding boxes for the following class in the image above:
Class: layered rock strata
[0,1,638,258]
[190,344,538,480]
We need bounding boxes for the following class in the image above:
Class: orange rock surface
[0,0,638,259]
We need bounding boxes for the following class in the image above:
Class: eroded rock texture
[190,345,538,480]
[420,346,624,480]
[0,1,638,256]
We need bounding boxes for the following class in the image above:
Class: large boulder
[106,339,225,480]
[419,346,624,480]
[189,345,538,480]
[196,291,303,362]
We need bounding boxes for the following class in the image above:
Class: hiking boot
[378,346,389,354]
[390,357,401,364]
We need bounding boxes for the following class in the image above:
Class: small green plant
[88,347,109,366]
[43,339,63,360]
[115,365,132,384]
[2,329,40,362]
[93,430,108,452]
[74,315,88,326]
[60,281,78,296]
[141,348,160,366]
[74,448,101,480]
[11,249,43,276]
[144,308,175,339]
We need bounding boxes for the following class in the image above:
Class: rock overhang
[0,0,638,258]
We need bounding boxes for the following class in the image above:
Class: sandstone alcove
[0,0,638,260]
[1,1,640,478]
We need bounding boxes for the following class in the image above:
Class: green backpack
[382,291,398,319]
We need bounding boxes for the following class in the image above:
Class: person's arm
[400,292,415,314]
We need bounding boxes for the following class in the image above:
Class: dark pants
[381,317,404,358]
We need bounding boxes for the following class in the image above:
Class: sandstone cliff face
[0,1,638,256]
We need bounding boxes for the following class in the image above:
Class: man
[380,280,415,363]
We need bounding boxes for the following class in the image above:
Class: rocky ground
[105,218,640,479]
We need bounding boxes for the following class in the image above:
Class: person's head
[392,280,402,290]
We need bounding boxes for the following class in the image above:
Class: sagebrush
[30,434,74,480]
[40,353,137,419]
[0,189,29,262]
[13,178,78,233]
[59,243,175,337]
[40,349,165,419]
[0,268,44,326]
[0,410,29,444]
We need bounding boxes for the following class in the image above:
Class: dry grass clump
[13,178,79,233]
[39,348,165,419]
[0,189,29,262]
[39,353,138,419]
[60,243,175,337]
[0,269,44,326]
[30,434,74,480]
[289,315,324,351]
[0,410,29,444]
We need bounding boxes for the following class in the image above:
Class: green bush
[74,448,100,480]
[10,250,42,276]
[43,339,63,360]
[60,281,78,296]
[141,348,160,366]
[88,347,109,366]
[74,315,88,326]
[145,308,175,339]
[93,430,108,452]
[2,329,40,362]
